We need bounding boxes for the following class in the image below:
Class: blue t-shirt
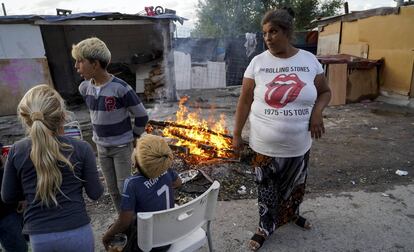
[1,137,103,234]
[120,169,178,213]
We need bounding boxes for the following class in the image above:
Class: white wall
[174,51,191,90]
[191,65,208,89]
[0,24,45,59]
[174,50,226,90]
[207,61,226,89]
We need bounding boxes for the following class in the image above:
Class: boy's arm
[124,88,149,138]
[102,211,135,249]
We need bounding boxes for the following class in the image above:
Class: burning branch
[169,129,234,156]
[147,120,233,139]
[145,96,243,163]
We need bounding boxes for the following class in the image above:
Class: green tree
[192,0,344,37]
[192,0,265,38]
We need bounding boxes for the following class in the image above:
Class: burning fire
[161,96,234,160]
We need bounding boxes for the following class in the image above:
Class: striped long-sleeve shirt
[79,76,149,147]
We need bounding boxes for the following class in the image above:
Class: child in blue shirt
[102,134,181,251]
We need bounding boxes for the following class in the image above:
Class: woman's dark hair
[261,7,295,40]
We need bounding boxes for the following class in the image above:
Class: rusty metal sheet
[0,58,53,116]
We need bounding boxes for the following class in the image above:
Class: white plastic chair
[63,111,83,140]
[137,181,220,252]
[63,120,83,140]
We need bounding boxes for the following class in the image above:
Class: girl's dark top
[0,165,17,219]
[1,136,103,235]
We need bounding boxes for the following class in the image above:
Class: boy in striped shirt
[72,37,148,212]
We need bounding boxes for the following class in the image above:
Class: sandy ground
[1,87,413,251]
[199,184,414,252]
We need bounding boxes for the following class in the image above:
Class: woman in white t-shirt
[233,8,331,251]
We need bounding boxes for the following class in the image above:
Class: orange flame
[162,96,233,160]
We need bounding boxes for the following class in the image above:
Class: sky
[1,0,397,37]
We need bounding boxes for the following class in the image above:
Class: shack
[0,12,185,115]
[313,5,414,103]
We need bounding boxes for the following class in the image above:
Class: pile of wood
[145,119,248,164]
[144,63,166,101]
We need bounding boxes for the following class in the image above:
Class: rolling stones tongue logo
[264,73,305,108]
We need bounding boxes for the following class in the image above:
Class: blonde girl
[1,84,103,252]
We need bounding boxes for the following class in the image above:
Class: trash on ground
[351,180,356,185]
[381,193,390,197]
[395,170,408,176]
[176,195,194,205]
[237,185,247,195]
[179,169,199,183]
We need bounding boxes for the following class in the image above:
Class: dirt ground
[1,87,413,250]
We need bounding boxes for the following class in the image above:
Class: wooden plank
[410,61,414,98]
[340,43,369,58]
[347,68,378,102]
[328,64,348,105]
[317,21,341,56]
[317,33,340,55]
[318,21,341,35]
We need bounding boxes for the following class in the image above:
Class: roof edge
[0,12,187,25]
[311,6,401,26]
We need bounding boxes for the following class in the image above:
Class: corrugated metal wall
[0,24,53,116]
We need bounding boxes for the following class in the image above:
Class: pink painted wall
[0,58,53,116]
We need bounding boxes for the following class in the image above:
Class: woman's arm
[82,143,104,200]
[1,146,20,203]
[102,210,134,249]
[232,77,255,151]
[310,73,331,139]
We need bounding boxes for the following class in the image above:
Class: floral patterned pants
[252,151,310,236]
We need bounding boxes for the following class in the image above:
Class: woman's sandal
[293,215,312,230]
[248,230,266,251]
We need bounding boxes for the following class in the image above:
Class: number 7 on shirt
[157,184,170,209]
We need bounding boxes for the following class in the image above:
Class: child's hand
[132,136,139,148]
[102,232,113,250]
[172,177,182,189]
[16,200,27,213]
